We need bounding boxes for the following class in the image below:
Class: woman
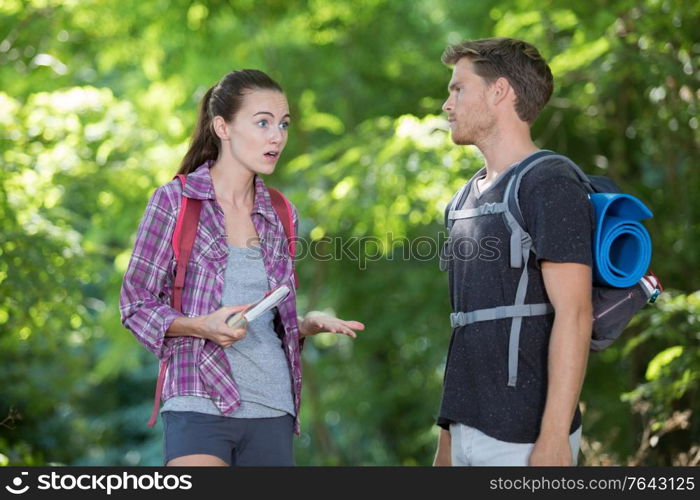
[119,69,364,466]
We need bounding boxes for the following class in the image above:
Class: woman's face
[219,89,290,175]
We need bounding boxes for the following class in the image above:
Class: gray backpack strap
[440,169,485,271]
[498,152,594,386]
[449,152,558,386]
[497,152,566,385]
[445,168,485,231]
[450,207,552,387]
[451,303,553,327]
[494,175,542,386]
[497,151,571,269]
[506,233,535,386]
[508,154,594,231]
[502,174,531,269]
[450,202,507,221]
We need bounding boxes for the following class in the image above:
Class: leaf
[645,345,684,381]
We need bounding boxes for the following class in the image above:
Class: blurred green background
[1,0,698,466]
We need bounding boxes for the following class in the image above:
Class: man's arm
[529,261,592,466]
[433,428,452,466]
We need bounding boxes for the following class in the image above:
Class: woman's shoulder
[271,187,299,223]
[146,177,183,213]
[159,176,184,195]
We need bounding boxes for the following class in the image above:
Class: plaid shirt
[119,162,302,433]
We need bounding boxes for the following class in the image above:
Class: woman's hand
[198,304,249,348]
[298,311,365,339]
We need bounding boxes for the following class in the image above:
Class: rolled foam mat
[590,193,653,288]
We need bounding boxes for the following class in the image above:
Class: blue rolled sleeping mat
[589,193,653,288]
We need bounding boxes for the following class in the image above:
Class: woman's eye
[279,122,290,130]
[257,120,268,127]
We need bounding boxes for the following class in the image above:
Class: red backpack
[148,174,297,426]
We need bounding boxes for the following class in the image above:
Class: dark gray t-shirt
[437,156,594,443]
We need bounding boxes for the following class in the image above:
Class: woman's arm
[119,185,183,358]
[167,305,248,348]
[298,311,365,338]
[120,186,249,352]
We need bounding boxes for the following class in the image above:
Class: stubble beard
[450,113,496,149]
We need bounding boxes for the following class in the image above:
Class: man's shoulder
[516,154,594,229]
[517,155,587,200]
[522,155,582,183]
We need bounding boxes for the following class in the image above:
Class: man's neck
[478,128,539,183]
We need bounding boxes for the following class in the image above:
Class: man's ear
[492,77,512,105]
[212,116,229,140]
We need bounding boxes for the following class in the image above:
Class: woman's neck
[210,158,256,209]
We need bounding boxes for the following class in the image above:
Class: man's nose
[442,96,452,113]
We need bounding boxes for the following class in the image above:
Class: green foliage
[623,292,700,460]
[285,114,481,241]
[0,86,172,465]
[1,0,698,466]
[580,291,700,465]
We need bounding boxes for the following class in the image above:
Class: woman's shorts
[162,410,294,466]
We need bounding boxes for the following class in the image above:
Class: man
[434,38,593,466]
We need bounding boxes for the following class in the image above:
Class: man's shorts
[449,422,582,466]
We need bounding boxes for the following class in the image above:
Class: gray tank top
[161,244,295,418]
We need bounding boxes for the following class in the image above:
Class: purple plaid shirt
[119,162,303,434]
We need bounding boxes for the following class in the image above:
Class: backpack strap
[444,168,484,232]
[448,150,559,387]
[171,174,203,311]
[450,151,659,386]
[496,150,567,386]
[148,174,201,428]
[440,169,483,272]
[267,187,298,288]
[506,152,593,233]
[498,177,553,386]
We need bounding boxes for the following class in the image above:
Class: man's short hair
[442,37,553,124]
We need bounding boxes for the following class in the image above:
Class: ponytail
[177,86,219,175]
[177,69,284,176]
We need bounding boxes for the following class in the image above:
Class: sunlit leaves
[0,84,169,465]
[285,114,481,243]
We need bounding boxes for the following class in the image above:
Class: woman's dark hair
[177,69,283,175]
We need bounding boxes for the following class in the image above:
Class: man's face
[442,58,496,146]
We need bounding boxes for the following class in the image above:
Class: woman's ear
[212,116,229,141]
